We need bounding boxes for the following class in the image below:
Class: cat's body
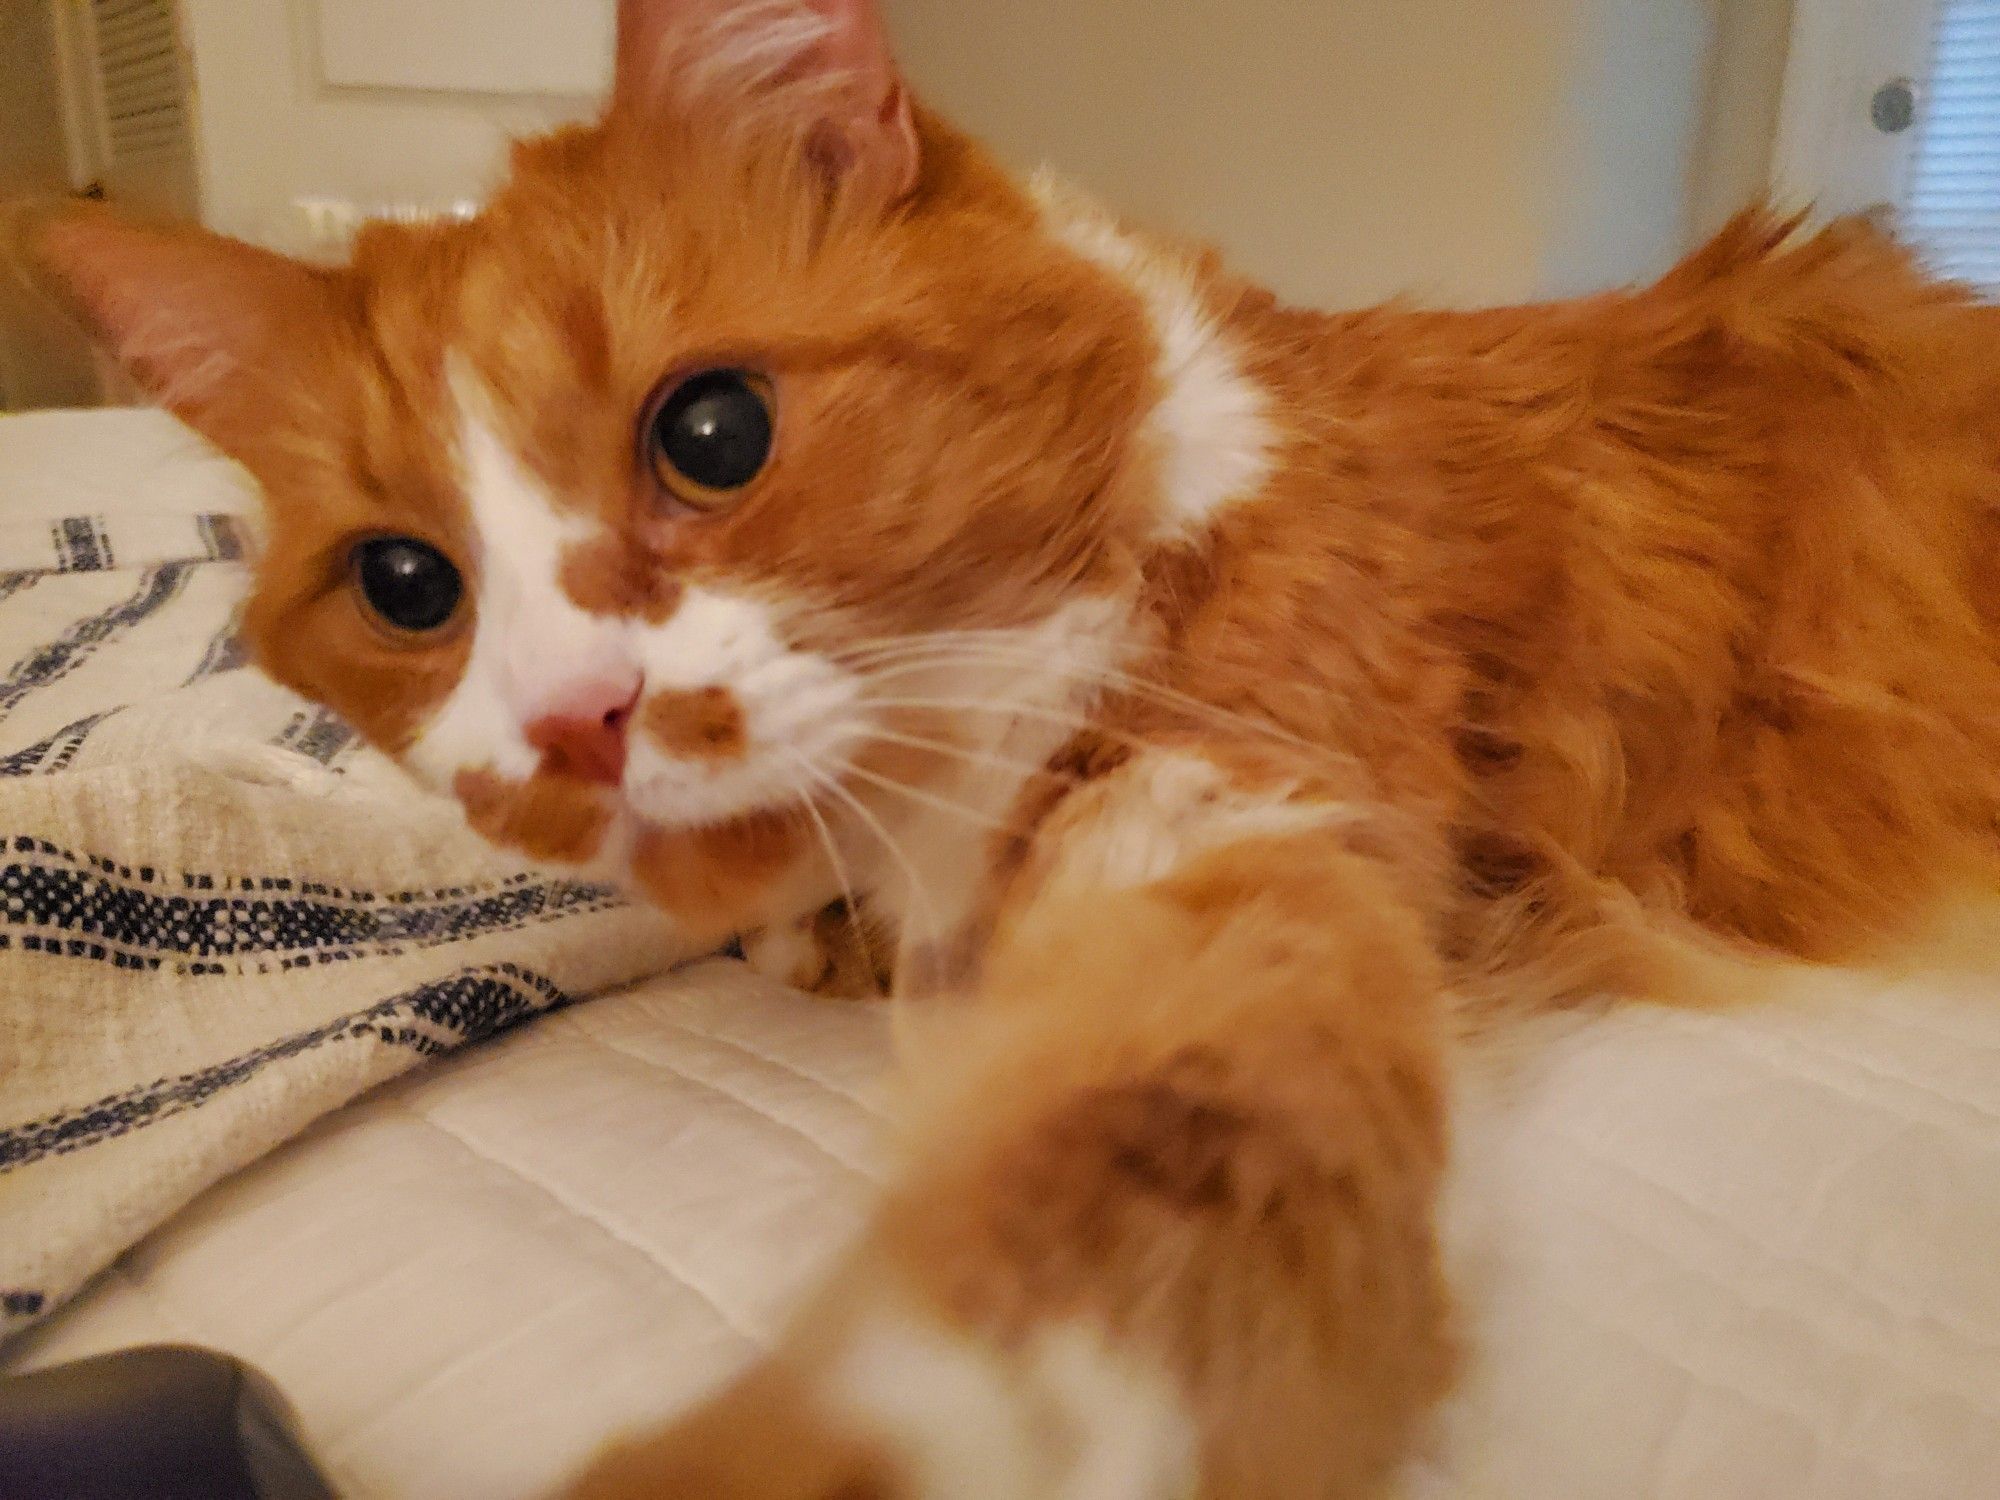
[31,0,2000,1494]
[1109,203,2000,998]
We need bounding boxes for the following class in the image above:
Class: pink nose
[525,681,641,787]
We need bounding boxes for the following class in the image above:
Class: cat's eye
[352,536,463,635]
[644,369,774,507]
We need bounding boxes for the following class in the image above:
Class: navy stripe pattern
[0,562,195,722]
[0,515,339,774]
[194,513,247,563]
[51,516,112,573]
[183,620,247,683]
[2,512,245,577]
[0,835,620,973]
[0,710,118,777]
[275,706,356,766]
[0,498,662,1343]
[0,965,572,1171]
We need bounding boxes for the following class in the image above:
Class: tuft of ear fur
[25,205,336,441]
[612,0,920,205]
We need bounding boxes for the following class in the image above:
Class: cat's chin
[446,762,819,939]
[623,807,815,946]
[620,751,819,839]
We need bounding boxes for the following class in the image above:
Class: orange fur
[1113,208,2000,1015]
[27,0,2000,1491]
[561,533,687,622]
[455,767,614,866]
[641,685,750,762]
[629,813,812,948]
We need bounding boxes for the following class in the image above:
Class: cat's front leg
[741,900,895,999]
[560,754,1456,1499]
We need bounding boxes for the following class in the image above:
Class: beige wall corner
[1685,0,1796,239]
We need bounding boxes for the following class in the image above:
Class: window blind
[1904,0,2000,292]
[88,0,190,168]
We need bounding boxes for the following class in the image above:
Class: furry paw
[741,901,893,999]
[556,1303,1195,1500]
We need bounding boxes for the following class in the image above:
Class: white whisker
[778,759,879,985]
[784,748,943,943]
[864,726,1074,784]
[858,695,1105,734]
[838,633,1349,770]
[835,759,1017,835]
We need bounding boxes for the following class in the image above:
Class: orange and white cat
[29,0,2000,1494]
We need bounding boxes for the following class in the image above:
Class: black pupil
[652,370,772,492]
[355,538,461,633]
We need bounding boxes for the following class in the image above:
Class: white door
[73,0,202,218]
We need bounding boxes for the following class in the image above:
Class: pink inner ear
[811,0,920,201]
[810,0,900,95]
[35,212,326,427]
[39,217,232,403]
[613,0,921,203]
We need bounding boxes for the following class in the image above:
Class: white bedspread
[2,408,1996,1500]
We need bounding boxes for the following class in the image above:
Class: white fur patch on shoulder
[1040,750,1354,897]
[824,1306,1197,1500]
[827,1310,1040,1499]
[1033,174,1275,542]
[1029,1327,1201,1500]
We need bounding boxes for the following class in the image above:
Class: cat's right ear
[612,0,922,207]
[18,204,337,450]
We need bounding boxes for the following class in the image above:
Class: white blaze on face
[405,366,864,838]
[404,370,622,789]
[408,368,1144,954]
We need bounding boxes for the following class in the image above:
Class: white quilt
[2,409,1997,1500]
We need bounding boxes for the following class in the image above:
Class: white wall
[177,0,1751,304]
[1687,0,1797,238]
[889,0,1743,307]
[887,0,1589,308]
[1539,0,1718,296]
[178,0,593,251]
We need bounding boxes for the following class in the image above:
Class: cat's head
[32,0,1270,943]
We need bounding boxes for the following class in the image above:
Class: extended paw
[558,1358,902,1499]
[556,1304,1196,1500]
[741,901,894,999]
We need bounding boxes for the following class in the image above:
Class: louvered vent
[1904,0,2000,293]
[89,0,190,166]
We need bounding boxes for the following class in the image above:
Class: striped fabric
[0,410,694,1342]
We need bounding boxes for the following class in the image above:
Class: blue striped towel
[0,410,690,1341]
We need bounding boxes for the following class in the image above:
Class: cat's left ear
[613,0,921,205]
[21,205,339,455]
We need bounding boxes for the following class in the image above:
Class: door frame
[47,0,204,216]
[1771,0,1943,219]
[46,0,107,195]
